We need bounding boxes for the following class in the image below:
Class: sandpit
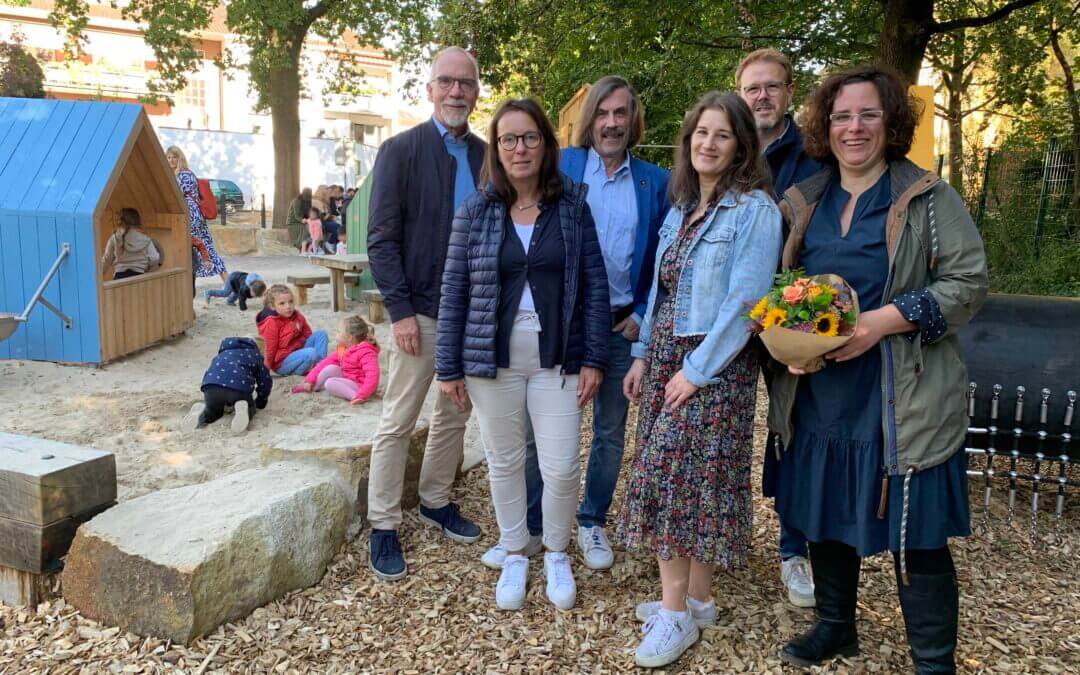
[0,254,483,503]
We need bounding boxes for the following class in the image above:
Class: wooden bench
[286,273,361,306]
[0,433,116,606]
[362,290,385,323]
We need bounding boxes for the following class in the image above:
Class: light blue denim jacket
[631,188,781,386]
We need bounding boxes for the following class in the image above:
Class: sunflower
[749,296,769,320]
[762,307,788,330]
[813,311,840,337]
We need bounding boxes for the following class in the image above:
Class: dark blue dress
[774,171,970,556]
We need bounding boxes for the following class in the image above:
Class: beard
[440,100,470,129]
[754,104,784,133]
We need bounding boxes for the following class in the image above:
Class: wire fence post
[975,148,993,231]
[1033,138,1056,259]
[260,194,266,229]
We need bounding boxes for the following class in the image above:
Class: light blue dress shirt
[582,148,637,310]
[432,116,475,213]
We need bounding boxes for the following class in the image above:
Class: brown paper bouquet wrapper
[758,274,860,374]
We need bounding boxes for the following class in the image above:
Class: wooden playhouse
[0,97,194,365]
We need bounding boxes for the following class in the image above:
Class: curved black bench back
[959,293,1078,459]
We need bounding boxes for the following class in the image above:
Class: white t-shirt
[512,222,535,312]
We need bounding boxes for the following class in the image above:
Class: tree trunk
[1048,20,1080,234]
[876,0,935,82]
[946,31,965,193]
[268,44,303,230]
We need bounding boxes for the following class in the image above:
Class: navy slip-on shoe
[418,502,481,543]
[369,528,406,581]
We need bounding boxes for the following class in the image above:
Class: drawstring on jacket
[927,191,939,271]
[899,466,915,586]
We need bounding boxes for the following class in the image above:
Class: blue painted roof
[0,97,143,217]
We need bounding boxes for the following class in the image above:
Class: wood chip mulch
[2,393,1078,674]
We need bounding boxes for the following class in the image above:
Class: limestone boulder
[62,463,353,644]
[261,421,430,521]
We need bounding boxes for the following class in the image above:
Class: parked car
[207,179,245,213]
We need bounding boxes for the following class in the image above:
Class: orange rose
[782,285,806,303]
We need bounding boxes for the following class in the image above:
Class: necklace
[514,201,538,212]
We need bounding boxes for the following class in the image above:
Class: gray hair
[429,46,479,81]
[573,75,645,149]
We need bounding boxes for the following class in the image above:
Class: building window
[351,123,382,146]
[177,79,205,109]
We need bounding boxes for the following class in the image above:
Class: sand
[0,253,482,502]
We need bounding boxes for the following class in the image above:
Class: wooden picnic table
[308,254,369,312]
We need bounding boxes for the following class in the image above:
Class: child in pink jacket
[292,315,380,404]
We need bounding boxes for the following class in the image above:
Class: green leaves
[0,39,46,98]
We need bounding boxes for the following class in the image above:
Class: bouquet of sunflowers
[746,269,859,373]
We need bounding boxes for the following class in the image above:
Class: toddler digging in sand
[182,337,272,433]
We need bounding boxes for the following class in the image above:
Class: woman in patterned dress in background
[166,146,228,285]
[617,91,781,669]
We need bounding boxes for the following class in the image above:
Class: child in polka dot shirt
[181,337,273,434]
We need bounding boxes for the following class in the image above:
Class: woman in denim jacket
[617,91,781,668]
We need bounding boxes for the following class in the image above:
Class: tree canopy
[437,0,1051,153]
[0,36,46,99]
[49,0,434,225]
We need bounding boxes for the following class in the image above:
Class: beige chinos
[367,313,471,530]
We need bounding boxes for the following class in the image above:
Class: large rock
[208,225,257,255]
[62,463,353,644]
[261,422,432,521]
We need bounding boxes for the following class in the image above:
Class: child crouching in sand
[182,337,272,433]
[257,284,328,376]
[292,315,380,404]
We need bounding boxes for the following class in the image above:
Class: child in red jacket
[257,284,328,375]
[292,315,381,404]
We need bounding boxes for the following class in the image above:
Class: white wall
[153,126,377,208]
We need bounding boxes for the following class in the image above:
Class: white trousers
[466,312,582,552]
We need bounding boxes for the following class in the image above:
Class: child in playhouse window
[101,208,160,280]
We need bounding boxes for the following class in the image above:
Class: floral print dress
[178,169,227,277]
[616,206,759,568]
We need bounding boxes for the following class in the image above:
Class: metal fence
[941,139,1079,259]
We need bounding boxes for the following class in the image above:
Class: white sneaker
[543,551,576,610]
[481,535,544,569]
[635,608,700,668]
[495,555,528,610]
[180,402,205,432]
[577,525,614,570]
[231,400,250,434]
[635,598,717,627]
[781,556,816,608]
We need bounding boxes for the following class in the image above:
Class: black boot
[781,541,861,667]
[896,570,959,673]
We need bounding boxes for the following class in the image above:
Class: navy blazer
[559,147,670,321]
[367,119,486,322]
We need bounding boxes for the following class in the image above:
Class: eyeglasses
[431,75,479,94]
[498,132,543,151]
[740,81,789,97]
[829,109,885,126]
